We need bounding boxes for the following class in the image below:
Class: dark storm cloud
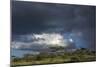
[12,1,95,34]
[12,1,96,50]
[12,1,74,34]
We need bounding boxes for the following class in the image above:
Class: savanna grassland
[11,48,96,67]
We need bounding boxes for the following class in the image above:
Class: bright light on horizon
[69,38,73,42]
[11,33,76,49]
[32,33,67,47]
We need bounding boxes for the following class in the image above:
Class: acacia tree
[49,46,65,51]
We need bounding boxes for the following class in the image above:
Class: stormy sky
[11,1,96,50]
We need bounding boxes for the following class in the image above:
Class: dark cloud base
[12,1,96,50]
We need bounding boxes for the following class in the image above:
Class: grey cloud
[12,1,96,50]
